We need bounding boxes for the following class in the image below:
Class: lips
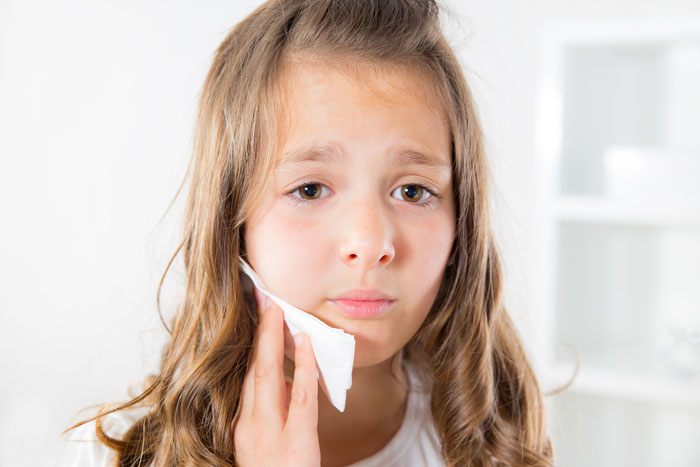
[331,289,394,301]
[328,299,394,318]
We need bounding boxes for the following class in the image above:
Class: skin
[239,61,455,466]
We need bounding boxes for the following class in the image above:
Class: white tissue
[238,258,356,412]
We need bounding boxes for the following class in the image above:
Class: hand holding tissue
[238,258,356,412]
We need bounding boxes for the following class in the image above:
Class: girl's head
[192,0,484,373]
[73,1,553,465]
[244,60,455,368]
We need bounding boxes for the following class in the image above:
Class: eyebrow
[277,144,451,172]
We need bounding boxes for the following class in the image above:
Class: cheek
[410,218,453,319]
[406,214,455,271]
[247,210,330,302]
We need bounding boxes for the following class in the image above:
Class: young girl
[63,0,554,465]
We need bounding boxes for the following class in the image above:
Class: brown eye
[401,184,423,202]
[298,183,322,200]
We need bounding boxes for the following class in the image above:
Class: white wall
[0,1,262,465]
[1,1,698,466]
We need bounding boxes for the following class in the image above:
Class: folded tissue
[238,257,356,412]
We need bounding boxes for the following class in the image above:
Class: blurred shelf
[555,195,700,227]
[545,364,700,410]
[536,22,700,467]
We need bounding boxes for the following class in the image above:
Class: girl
[63,0,554,465]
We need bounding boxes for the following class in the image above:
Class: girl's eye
[391,184,433,203]
[286,182,439,207]
[298,183,326,200]
[287,182,331,204]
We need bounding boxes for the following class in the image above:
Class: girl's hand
[232,291,321,467]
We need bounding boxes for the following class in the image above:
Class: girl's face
[244,61,455,367]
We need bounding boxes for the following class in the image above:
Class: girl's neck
[283,354,409,467]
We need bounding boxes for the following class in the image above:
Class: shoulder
[60,406,148,467]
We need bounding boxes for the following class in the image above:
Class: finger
[256,287,294,361]
[283,320,295,361]
[284,333,319,434]
[237,358,257,423]
[236,298,268,424]
[252,299,286,428]
[238,290,270,424]
[254,287,267,321]
[249,288,267,364]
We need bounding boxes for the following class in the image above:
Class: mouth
[328,299,395,318]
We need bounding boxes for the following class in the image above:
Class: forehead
[273,58,451,168]
[278,58,447,120]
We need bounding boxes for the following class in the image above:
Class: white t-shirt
[61,365,444,466]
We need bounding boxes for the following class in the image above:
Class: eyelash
[285,180,441,209]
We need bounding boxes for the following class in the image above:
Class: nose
[337,197,395,269]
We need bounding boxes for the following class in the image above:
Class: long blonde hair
[65,1,555,465]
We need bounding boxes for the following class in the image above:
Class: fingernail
[255,288,271,314]
[294,333,305,347]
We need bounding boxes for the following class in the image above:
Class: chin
[352,354,386,368]
[350,334,401,368]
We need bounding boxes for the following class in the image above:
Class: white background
[1,1,698,465]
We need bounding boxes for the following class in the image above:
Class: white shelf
[535,21,700,467]
[555,195,700,227]
[545,364,700,410]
